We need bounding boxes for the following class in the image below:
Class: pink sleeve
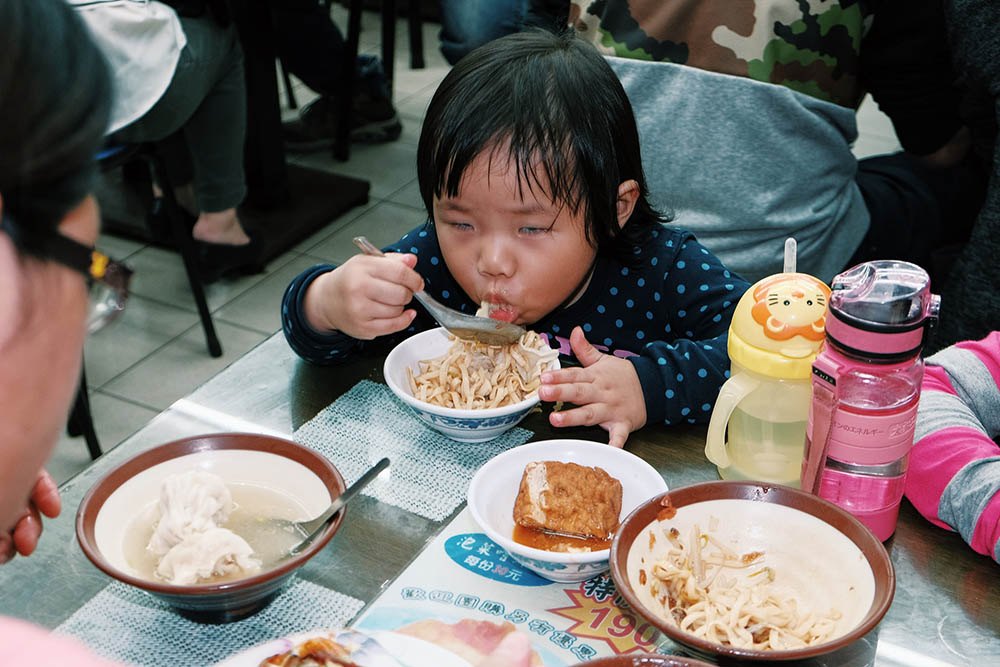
[905,332,1000,562]
[905,366,997,528]
[0,616,122,666]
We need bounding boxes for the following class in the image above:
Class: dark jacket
[159,0,230,25]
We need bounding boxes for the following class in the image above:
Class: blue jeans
[438,0,529,65]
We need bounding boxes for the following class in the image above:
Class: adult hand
[538,326,647,448]
[0,469,61,564]
[303,253,424,339]
[476,632,533,667]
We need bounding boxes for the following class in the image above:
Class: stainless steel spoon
[352,236,527,346]
[276,457,390,557]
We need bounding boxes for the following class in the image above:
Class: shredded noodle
[645,523,842,651]
[407,330,558,409]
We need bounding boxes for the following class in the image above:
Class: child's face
[433,150,597,325]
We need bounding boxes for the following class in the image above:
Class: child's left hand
[538,326,647,448]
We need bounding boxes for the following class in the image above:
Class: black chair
[98,144,223,358]
[67,365,102,460]
[74,144,225,459]
[279,0,425,160]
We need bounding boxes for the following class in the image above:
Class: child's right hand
[303,253,424,340]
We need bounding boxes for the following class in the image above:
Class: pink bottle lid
[826,261,939,359]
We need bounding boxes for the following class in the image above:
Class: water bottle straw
[784,238,797,274]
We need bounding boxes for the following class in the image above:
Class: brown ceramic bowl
[577,656,714,666]
[610,481,894,665]
[76,433,346,624]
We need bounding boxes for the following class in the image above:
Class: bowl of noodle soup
[383,327,559,442]
[76,433,347,624]
[610,481,894,664]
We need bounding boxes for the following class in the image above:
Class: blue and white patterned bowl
[383,327,558,442]
[467,439,669,583]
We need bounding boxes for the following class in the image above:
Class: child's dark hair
[0,0,111,245]
[417,28,668,265]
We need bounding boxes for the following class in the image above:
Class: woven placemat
[56,580,364,667]
[293,380,533,522]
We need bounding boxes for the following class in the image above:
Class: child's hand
[0,469,61,564]
[538,326,647,448]
[303,253,424,340]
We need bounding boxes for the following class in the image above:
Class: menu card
[351,508,680,664]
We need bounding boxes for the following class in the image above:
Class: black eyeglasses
[2,215,133,333]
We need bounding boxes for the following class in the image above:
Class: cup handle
[705,372,760,468]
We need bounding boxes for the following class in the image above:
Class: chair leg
[142,150,224,358]
[69,367,102,461]
[407,0,424,70]
[280,59,298,110]
[381,0,397,97]
[335,0,365,162]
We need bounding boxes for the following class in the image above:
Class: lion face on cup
[750,276,830,341]
[728,273,832,361]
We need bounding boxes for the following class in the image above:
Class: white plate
[213,629,472,667]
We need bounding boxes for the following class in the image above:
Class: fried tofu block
[512,461,623,538]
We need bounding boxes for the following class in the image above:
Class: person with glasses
[0,1,131,661]
[0,0,125,566]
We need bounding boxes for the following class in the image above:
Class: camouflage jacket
[565,0,961,154]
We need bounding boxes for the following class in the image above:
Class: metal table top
[3,333,996,665]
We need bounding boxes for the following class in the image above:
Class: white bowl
[383,327,558,442]
[467,439,668,582]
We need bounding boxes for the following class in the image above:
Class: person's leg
[268,0,348,96]
[850,151,987,284]
[438,0,529,65]
[171,18,249,244]
[271,0,401,150]
[113,16,250,246]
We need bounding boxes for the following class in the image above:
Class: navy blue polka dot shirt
[281,224,750,426]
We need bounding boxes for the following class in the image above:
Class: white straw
[783,238,797,273]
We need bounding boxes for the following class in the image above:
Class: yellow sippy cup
[705,240,830,487]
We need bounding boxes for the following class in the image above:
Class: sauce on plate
[512,524,612,552]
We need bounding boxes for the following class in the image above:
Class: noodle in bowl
[610,482,894,665]
[384,327,560,442]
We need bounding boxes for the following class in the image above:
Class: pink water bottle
[801,261,939,541]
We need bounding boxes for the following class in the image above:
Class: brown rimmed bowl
[76,433,346,624]
[576,656,715,666]
[610,481,894,665]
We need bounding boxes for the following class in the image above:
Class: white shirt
[71,0,187,134]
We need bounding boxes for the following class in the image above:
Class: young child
[281,29,750,448]
[906,331,1000,564]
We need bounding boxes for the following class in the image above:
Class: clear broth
[123,483,311,585]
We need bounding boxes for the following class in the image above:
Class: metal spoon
[276,457,390,557]
[352,236,527,346]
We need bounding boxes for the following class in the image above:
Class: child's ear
[616,180,640,229]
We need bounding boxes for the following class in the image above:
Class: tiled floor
[50,11,902,485]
